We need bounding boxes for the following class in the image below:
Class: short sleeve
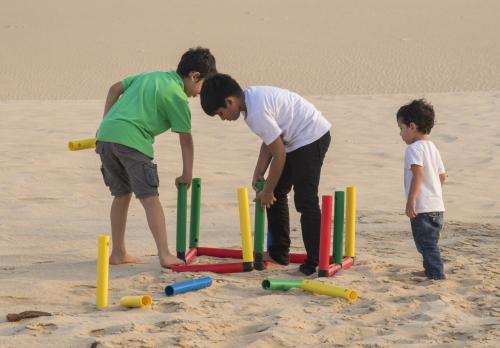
[437,151,446,174]
[121,73,142,90]
[247,108,282,145]
[166,90,191,133]
[405,144,423,168]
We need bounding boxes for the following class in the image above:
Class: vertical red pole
[318,195,333,277]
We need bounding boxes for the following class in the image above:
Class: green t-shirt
[96,71,191,158]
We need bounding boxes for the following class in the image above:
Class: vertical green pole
[253,180,266,270]
[189,178,201,248]
[176,183,187,260]
[333,190,345,264]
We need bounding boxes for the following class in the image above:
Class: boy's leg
[106,143,182,267]
[290,132,331,274]
[96,141,141,264]
[411,213,445,279]
[266,159,293,265]
[109,193,142,264]
[420,213,445,279]
[139,196,184,267]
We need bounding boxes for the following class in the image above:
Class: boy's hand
[405,199,417,219]
[254,190,276,209]
[175,174,192,189]
[252,174,265,191]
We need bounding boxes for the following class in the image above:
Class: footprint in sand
[157,301,188,313]
[67,284,95,297]
[408,313,433,322]
[24,322,58,335]
[90,323,135,337]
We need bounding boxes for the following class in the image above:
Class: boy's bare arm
[103,82,124,118]
[439,173,446,185]
[176,132,194,188]
[406,164,424,219]
[252,142,273,190]
[255,137,286,209]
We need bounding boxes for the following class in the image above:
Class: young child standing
[397,99,446,280]
[95,47,216,268]
[200,73,331,275]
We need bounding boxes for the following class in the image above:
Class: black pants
[267,131,331,267]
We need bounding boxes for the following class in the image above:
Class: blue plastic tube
[164,277,213,296]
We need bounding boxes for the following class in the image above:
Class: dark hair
[176,47,217,79]
[396,99,435,134]
[200,73,243,116]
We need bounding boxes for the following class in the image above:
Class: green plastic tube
[176,183,188,259]
[333,191,345,264]
[189,178,201,248]
[261,279,303,291]
[254,180,266,254]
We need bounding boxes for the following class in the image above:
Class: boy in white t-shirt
[397,99,446,280]
[200,73,331,275]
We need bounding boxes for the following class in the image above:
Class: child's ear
[409,122,417,131]
[225,96,234,107]
[189,71,201,82]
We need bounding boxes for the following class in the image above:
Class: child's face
[397,118,418,144]
[215,97,241,121]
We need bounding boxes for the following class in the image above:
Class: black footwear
[299,263,316,276]
[269,252,290,265]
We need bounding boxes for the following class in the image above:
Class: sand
[1,1,499,347]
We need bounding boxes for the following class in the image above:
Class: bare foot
[160,254,185,268]
[109,252,142,265]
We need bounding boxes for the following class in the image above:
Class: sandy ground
[1,1,499,347]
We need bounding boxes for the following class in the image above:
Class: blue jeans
[411,212,445,280]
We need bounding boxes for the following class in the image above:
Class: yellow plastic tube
[237,188,254,263]
[345,186,356,257]
[68,137,96,151]
[120,295,153,308]
[96,235,110,308]
[301,280,357,302]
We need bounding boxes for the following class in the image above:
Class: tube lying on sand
[261,279,303,291]
[68,137,96,151]
[120,295,153,308]
[164,277,213,296]
[301,280,357,301]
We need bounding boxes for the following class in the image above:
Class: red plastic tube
[342,257,354,270]
[170,262,252,274]
[196,247,243,259]
[327,263,342,277]
[185,248,197,264]
[318,195,333,277]
[289,253,307,264]
[196,247,308,264]
[327,257,354,277]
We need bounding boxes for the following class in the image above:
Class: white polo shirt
[243,86,331,153]
[404,140,446,213]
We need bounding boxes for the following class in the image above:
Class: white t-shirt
[404,140,445,213]
[243,86,331,152]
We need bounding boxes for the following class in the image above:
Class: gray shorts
[96,141,159,199]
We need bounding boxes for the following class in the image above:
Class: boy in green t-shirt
[95,47,216,268]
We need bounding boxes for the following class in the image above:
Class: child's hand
[175,174,192,189]
[254,191,276,209]
[405,199,417,219]
[252,174,265,191]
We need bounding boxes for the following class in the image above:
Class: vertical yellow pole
[345,186,356,257]
[96,235,110,308]
[237,188,254,263]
